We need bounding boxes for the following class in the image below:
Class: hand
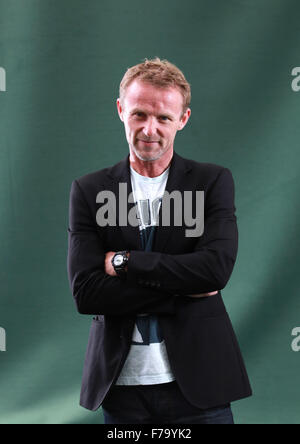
[187,291,218,298]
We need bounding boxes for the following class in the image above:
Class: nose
[143,117,157,138]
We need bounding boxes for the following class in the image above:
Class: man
[67,58,252,424]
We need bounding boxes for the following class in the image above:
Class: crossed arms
[67,167,238,316]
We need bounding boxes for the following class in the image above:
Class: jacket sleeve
[67,179,177,316]
[127,168,238,295]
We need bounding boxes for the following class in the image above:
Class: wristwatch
[111,251,129,279]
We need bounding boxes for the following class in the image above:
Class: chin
[133,145,169,162]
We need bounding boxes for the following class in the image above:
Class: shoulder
[74,165,116,186]
[176,153,234,182]
[71,156,127,190]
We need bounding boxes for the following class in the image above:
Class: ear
[178,108,191,131]
[117,98,124,122]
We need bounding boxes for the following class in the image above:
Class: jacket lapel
[104,155,142,251]
[154,152,191,252]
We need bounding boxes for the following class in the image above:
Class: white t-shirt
[115,165,176,385]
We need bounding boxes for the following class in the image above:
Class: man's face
[117,80,191,162]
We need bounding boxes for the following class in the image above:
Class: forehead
[123,80,183,115]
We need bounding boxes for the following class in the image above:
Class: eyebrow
[130,108,174,119]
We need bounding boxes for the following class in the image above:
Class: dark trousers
[102,381,234,424]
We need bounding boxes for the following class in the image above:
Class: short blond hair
[119,58,191,113]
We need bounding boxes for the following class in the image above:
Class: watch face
[114,254,123,266]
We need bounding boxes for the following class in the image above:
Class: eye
[134,112,145,118]
[159,116,169,121]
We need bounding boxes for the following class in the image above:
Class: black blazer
[67,152,252,411]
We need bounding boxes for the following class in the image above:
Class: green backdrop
[1,0,300,424]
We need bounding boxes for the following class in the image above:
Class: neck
[129,148,173,178]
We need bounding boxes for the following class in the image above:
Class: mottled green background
[1,0,300,424]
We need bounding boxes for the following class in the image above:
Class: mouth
[138,140,160,144]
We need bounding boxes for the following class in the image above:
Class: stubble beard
[131,142,170,162]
